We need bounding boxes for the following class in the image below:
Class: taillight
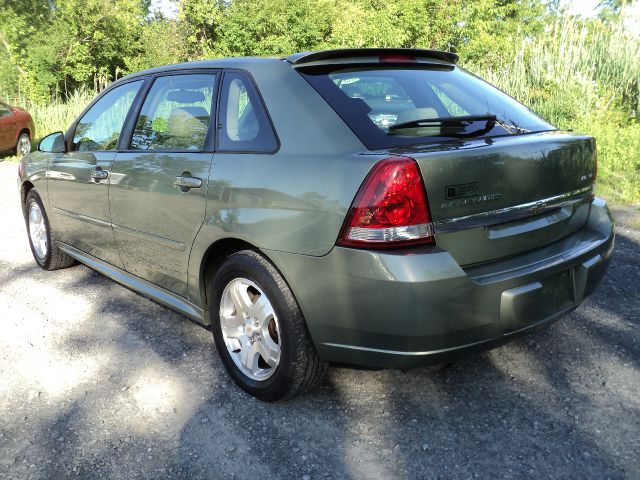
[337,156,434,248]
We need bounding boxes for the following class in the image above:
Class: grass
[0,89,94,163]
[571,112,640,204]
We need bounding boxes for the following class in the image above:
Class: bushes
[468,16,640,204]
[574,112,640,204]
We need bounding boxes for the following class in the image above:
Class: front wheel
[210,250,327,401]
[25,189,76,270]
[16,132,31,157]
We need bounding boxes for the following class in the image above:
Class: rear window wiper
[388,114,497,132]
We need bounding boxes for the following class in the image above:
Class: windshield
[301,66,556,150]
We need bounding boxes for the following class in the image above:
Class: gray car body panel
[18,52,615,368]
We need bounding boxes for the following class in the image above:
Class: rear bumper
[265,198,614,368]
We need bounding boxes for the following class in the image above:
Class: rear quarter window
[217,71,278,153]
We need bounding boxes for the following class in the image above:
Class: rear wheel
[16,132,31,157]
[210,250,327,401]
[25,189,76,270]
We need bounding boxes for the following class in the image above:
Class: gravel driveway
[0,160,638,479]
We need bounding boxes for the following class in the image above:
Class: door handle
[91,168,109,181]
[174,175,202,191]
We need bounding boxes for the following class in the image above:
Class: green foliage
[178,0,224,57]
[466,16,640,124]
[213,0,335,56]
[325,0,460,50]
[454,0,551,66]
[177,0,462,56]
[0,0,638,203]
[124,20,190,72]
[573,111,640,204]
[0,0,149,100]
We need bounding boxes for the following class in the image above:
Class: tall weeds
[23,89,95,138]
[468,17,640,126]
[466,16,640,203]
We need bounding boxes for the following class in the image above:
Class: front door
[0,102,15,151]
[109,73,217,296]
[47,80,144,267]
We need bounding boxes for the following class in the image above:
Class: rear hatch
[392,132,595,265]
[294,49,596,265]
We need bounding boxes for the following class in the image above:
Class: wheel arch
[197,237,303,322]
[20,180,35,216]
[17,127,31,139]
[199,237,261,312]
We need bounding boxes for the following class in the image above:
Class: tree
[452,0,553,66]
[124,18,190,72]
[1,0,150,100]
[327,0,461,50]
[214,0,336,56]
[178,0,224,58]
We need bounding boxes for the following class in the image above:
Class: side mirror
[38,132,66,153]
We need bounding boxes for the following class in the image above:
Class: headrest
[166,90,205,104]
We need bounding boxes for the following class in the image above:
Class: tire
[210,250,327,401]
[25,189,77,270]
[15,132,31,157]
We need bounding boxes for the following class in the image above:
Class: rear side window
[218,71,278,153]
[130,74,216,151]
[73,80,143,151]
[301,66,556,150]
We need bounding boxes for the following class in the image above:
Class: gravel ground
[0,160,639,479]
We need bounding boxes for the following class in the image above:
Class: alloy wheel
[219,278,281,381]
[18,134,31,156]
[28,202,47,259]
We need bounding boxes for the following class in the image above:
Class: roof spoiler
[286,48,459,67]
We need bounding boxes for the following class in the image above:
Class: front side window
[130,74,216,151]
[302,66,556,150]
[218,72,278,152]
[73,80,143,151]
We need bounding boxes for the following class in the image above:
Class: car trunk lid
[388,131,596,266]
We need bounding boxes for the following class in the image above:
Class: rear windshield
[301,65,556,150]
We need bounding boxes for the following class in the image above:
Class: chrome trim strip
[57,242,206,324]
[52,206,111,228]
[432,186,593,234]
[112,223,186,252]
[322,339,493,357]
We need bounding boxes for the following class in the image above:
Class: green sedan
[18,49,614,401]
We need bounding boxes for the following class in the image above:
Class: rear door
[110,72,218,297]
[47,79,144,267]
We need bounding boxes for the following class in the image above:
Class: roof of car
[119,57,282,81]
[117,48,459,83]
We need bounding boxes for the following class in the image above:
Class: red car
[0,100,35,156]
